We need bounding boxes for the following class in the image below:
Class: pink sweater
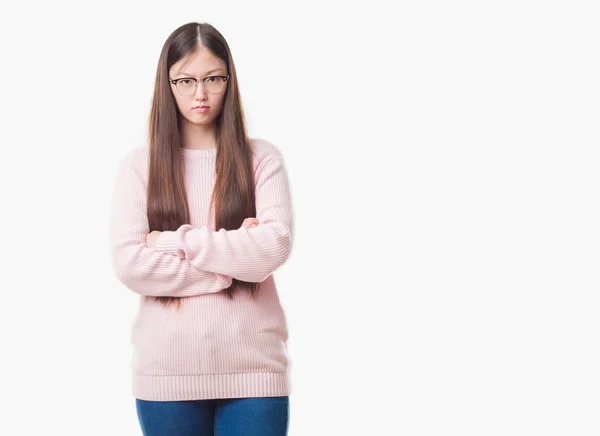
[108,138,293,401]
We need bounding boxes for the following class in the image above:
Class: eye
[205,76,218,83]
[179,79,193,85]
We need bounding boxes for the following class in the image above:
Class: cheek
[173,94,187,112]
[210,94,226,111]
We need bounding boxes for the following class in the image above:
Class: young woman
[108,22,294,436]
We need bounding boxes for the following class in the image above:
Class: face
[169,45,228,127]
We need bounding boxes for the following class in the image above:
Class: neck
[180,118,217,150]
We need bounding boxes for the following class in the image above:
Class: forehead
[170,46,227,77]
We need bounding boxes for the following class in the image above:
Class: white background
[0,1,598,435]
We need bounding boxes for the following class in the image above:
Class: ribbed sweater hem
[133,371,291,401]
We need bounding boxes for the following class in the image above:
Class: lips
[193,105,209,109]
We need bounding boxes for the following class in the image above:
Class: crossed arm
[108,148,293,297]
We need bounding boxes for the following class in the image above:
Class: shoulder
[124,146,149,165]
[249,137,286,167]
[116,146,149,179]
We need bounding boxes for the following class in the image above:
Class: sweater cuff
[155,231,181,255]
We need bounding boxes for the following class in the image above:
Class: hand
[146,230,162,248]
[240,217,259,229]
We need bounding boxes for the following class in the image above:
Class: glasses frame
[169,74,230,95]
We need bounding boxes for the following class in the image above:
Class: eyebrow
[175,68,225,77]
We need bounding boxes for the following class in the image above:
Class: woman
[108,22,293,435]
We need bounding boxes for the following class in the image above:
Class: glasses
[169,75,230,95]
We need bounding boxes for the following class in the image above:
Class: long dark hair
[146,22,258,307]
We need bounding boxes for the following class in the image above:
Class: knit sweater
[108,138,293,401]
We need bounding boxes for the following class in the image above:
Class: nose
[194,81,208,100]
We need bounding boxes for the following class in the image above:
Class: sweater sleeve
[154,149,293,283]
[108,150,233,297]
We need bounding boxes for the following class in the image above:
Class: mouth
[192,105,209,113]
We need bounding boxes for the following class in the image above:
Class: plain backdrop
[0,1,598,435]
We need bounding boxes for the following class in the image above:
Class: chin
[185,115,215,126]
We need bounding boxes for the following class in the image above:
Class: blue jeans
[135,396,289,436]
